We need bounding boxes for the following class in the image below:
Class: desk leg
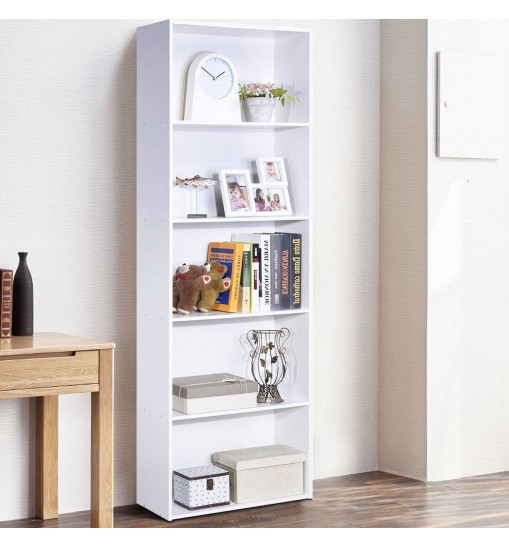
[91,348,114,528]
[36,395,59,520]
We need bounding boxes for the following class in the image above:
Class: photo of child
[270,192,282,210]
[220,170,253,217]
[254,188,272,211]
[251,186,291,215]
[256,157,288,185]
[228,182,249,211]
[263,161,282,182]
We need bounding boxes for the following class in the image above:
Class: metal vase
[247,328,290,403]
[12,251,33,336]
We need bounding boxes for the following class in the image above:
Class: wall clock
[183,52,241,123]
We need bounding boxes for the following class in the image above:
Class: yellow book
[207,242,244,312]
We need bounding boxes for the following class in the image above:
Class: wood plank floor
[3,470,509,528]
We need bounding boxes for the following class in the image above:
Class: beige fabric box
[212,444,305,503]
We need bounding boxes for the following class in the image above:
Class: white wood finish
[137,20,312,521]
[136,20,172,520]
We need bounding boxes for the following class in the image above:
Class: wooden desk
[0,333,115,528]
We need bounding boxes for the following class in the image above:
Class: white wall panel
[427,20,509,481]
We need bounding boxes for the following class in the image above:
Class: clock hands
[201,67,215,79]
[202,67,228,81]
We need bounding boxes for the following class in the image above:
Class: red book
[0,269,13,338]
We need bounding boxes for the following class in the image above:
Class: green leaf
[260,359,266,368]
[271,356,278,364]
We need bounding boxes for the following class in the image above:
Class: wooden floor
[3,470,509,528]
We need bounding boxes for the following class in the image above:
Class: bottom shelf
[171,493,311,520]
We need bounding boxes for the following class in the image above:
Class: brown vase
[12,252,33,336]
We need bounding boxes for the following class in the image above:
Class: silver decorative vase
[247,328,290,403]
[244,97,276,122]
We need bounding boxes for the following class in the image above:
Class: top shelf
[172,21,310,39]
[172,121,310,131]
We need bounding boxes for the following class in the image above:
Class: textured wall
[0,19,380,520]
[379,20,428,480]
[308,19,379,478]
[0,19,147,520]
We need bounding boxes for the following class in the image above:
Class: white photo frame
[250,185,292,216]
[256,157,288,185]
[219,170,254,217]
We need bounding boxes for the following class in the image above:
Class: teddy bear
[196,261,231,312]
[172,263,211,315]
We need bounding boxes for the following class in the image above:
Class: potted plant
[238,82,296,122]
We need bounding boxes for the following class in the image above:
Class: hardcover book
[250,243,260,313]
[289,234,302,309]
[239,243,251,312]
[264,233,281,311]
[207,242,244,312]
[276,233,291,309]
[0,269,13,338]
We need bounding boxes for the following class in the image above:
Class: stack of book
[206,233,302,313]
[0,269,13,337]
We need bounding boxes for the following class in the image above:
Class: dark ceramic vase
[12,252,33,336]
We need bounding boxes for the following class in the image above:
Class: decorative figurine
[175,175,217,218]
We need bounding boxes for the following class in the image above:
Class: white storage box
[173,465,230,510]
[172,373,258,414]
[212,444,305,503]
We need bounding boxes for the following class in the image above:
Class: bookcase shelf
[171,493,309,520]
[172,399,310,422]
[172,308,309,324]
[137,19,312,522]
[173,121,310,130]
[172,215,310,225]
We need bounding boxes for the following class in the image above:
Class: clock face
[198,57,234,100]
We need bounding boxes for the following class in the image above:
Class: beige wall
[379,20,428,480]
[0,19,380,520]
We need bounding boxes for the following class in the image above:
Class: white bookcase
[136,20,313,521]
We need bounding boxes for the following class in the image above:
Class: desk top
[0,333,115,356]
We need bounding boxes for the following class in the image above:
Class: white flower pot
[244,97,276,122]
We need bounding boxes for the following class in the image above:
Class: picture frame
[256,157,288,185]
[250,185,292,216]
[219,169,254,217]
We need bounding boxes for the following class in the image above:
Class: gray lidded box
[172,372,258,414]
[173,465,230,510]
[212,444,306,504]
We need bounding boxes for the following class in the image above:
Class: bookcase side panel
[137,20,172,520]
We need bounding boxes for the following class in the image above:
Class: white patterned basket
[173,465,230,510]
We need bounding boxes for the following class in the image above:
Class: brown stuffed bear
[173,263,211,315]
[196,262,231,313]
